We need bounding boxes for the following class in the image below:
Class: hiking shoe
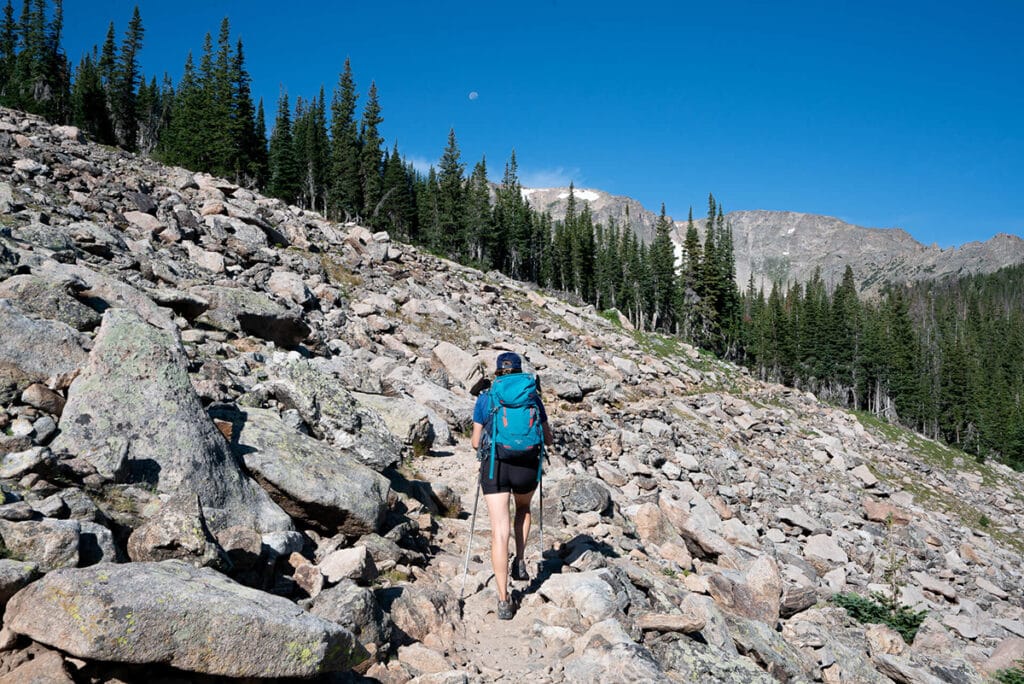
[497,599,514,620]
[511,557,529,582]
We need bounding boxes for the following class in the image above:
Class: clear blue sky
[61,0,1023,248]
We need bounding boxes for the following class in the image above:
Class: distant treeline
[4,1,1021,469]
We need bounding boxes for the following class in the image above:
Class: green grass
[852,410,1024,555]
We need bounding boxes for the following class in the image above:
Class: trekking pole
[460,475,482,604]
[538,477,544,561]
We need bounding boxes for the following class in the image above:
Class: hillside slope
[1,107,1023,682]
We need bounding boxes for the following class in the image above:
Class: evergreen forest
[2,1,1021,469]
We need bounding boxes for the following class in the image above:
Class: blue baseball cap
[496,352,522,371]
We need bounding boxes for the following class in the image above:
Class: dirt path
[416,439,570,683]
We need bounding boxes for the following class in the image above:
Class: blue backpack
[486,373,545,480]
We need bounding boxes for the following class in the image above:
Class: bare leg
[512,489,535,561]
[484,492,511,601]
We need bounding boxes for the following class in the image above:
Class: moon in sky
[468,91,479,101]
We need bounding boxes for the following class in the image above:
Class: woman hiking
[471,352,553,620]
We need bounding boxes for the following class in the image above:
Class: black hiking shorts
[479,456,540,495]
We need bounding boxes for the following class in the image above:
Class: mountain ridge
[523,186,1024,294]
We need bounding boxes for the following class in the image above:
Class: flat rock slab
[5,561,367,678]
[223,407,389,535]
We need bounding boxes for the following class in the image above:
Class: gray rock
[647,633,776,683]
[5,560,368,677]
[310,579,393,651]
[384,584,462,647]
[51,309,291,535]
[561,474,612,514]
[319,546,378,584]
[353,391,434,452]
[538,569,622,626]
[0,446,48,479]
[431,342,486,393]
[564,639,667,682]
[724,612,815,681]
[191,285,310,346]
[0,646,74,683]
[267,269,313,307]
[0,300,89,388]
[803,533,849,572]
[0,558,39,606]
[0,518,80,572]
[33,259,177,331]
[78,520,120,566]
[0,274,101,330]
[127,494,224,568]
[222,407,389,535]
[264,354,403,471]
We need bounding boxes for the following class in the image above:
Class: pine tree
[134,73,162,153]
[70,50,114,143]
[650,202,676,332]
[267,91,300,204]
[359,81,384,224]
[159,51,203,168]
[436,128,466,258]
[465,157,492,266]
[252,97,268,186]
[328,58,360,221]
[416,167,441,249]
[111,5,143,149]
[205,17,234,176]
[98,20,116,88]
[0,0,16,102]
[231,38,261,186]
[379,142,417,240]
[292,90,329,212]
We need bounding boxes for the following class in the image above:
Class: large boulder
[0,518,79,572]
[538,569,623,627]
[560,474,612,514]
[353,391,435,453]
[0,299,89,388]
[0,558,39,607]
[0,274,101,331]
[262,354,402,471]
[430,342,486,393]
[311,579,393,653]
[191,285,310,346]
[4,561,368,678]
[51,309,291,535]
[33,259,176,331]
[647,634,776,683]
[220,407,389,535]
[126,494,224,568]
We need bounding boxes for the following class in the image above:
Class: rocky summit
[0,104,1023,683]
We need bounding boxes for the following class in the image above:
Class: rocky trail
[1,105,1024,682]
[413,441,569,683]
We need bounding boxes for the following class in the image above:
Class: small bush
[993,664,1024,684]
[831,591,928,643]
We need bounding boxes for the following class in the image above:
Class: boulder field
[0,106,1023,682]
